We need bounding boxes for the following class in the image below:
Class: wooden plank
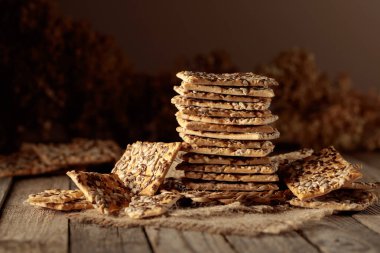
[70,223,152,253]
[145,227,235,253]
[301,216,380,253]
[0,176,69,253]
[226,231,319,253]
[345,154,380,181]
[0,177,12,209]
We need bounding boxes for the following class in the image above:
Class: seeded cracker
[172,95,271,111]
[176,105,273,118]
[125,191,182,219]
[289,189,378,211]
[184,171,279,183]
[67,171,131,215]
[174,85,274,100]
[27,189,84,204]
[28,199,93,211]
[177,163,278,174]
[283,146,362,200]
[181,153,271,165]
[176,111,278,126]
[112,142,182,196]
[182,179,279,192]
[176,71,278,87]
[182,144,274,157]
[270,148,314,167]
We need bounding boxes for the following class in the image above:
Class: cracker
[174,85,274,100]
[342,182,380,190]
[289,189,378,211]
[67,171,131,215]
[28,199,93,211]
[177,127,280,141]
[182,144,274,157]
[179,134,274,149]
[112,141,182,196]
[181,153,271,165]
[177,105,272,118]
[27,189,84,204]
[177,163,278,174]
[182,179,279,191]
[177,117,277,133]
[184,171,279,182]
[172,96,271,111]
[125,191,182,219]
[0,149,59,178]
[176,71,278,87]
[271,148,314,167]
[283,146,362,200]
[176,111,278,126]
[31,139,121,167]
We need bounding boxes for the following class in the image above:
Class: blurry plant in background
[0,0,379,152]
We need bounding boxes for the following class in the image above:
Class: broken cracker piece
[67,171,130,215]
[28,198,93,211]
[27,189,84,204]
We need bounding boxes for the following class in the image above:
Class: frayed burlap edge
[68,203,333,236]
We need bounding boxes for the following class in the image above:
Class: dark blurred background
[1,0,379,153]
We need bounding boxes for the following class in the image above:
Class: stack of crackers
[172,71,281,198]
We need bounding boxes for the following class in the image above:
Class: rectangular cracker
[283,146,362,200]
[182,144,274,157]
[177,117,276,133]
[0,149,59,178]
[177,127,280,141]
[30,139,122,167]
[176,71,278,87]
[27,189,84,204]
[176,111,278,126]
[176,105,272,118]
[112,142,182,196]
[174,85,274,100]
[171,95,271,111]
[182,179,279,191]
[289,189,378,211]
[270,148,314,167]
[179,133,274,149]
[184,171,279,182]
[181,153,271,165]
[67,171,131,215]
[125,191,182,219]
[176,163,278,174]
[28,199,93,211]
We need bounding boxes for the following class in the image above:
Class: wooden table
[0,153,379,253]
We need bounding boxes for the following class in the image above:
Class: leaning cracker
[177,163,278,174]
[0,149,59,178]
[177,127,280,141]
[181,153,271,165]
[177,117,276,133]
[172,95,271,111]
[67,171,131,215]
[283,146,362,200]
[176,111,278,126]
[125,191,182,219]
[289,189,378,211]
[342,182,380,190]
[174,85,274,101]
[176,71,278,87]
[184,171,279,182]
[182,179,279,191]
[183,144,274,157]
[179,134,274,149]
[112,142,182,196]
[177,105,272,118]
[28,198,93,211]
[27,189,84,204]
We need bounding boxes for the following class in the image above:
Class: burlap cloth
[68,203,333,236]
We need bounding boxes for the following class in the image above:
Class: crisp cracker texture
[67,171,131,215]
[289,189,378,211]
[183,171,279,182]
[28,198,93,211]
[125,191,181,219]
[283,146,362,200]
[176,71,278,87]
[112,141,182,196]
[181,153,271,165]
[176,163,278,174]
[27,189,84,204]
[182,179,279,192]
